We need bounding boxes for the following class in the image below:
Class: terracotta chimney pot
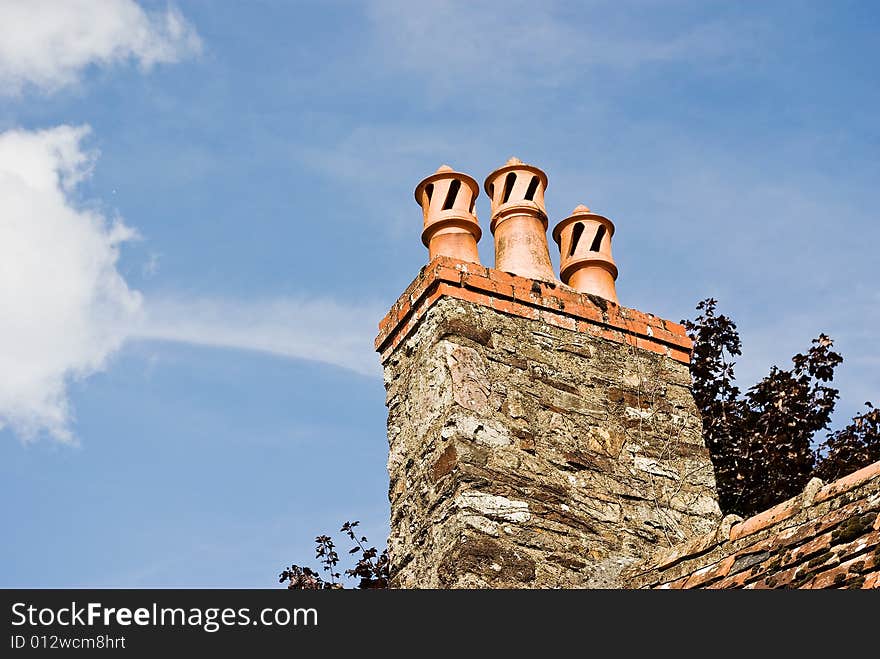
[414,165,482,264]
[483,158,556,282]
[552,204,619,303]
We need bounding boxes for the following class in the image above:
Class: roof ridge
[639,459,880,575]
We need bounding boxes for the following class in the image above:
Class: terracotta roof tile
[626,459,880,589]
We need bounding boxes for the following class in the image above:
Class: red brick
[547,312,577,332]
[629,311,663,333]
[670,346,691,364]
[378,283,446,358]
[652,328,693,351]
[662,319,690,338]
[432,264,464,285]
[453,259,489,279]
[572,302,605,325]
[510,281,537,301]
[635,337,669,358]
[446,285,493,310]
[378,313,392,334]
[485,267,517,287]
[608,328,626,343]
[461,272,515,299]
[490,297,522,318]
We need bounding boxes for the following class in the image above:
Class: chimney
[377,161,721,589]
[553,204,619,303]
[484,158,556,281]
[415,165,482,264]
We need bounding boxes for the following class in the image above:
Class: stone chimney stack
[484,158,556,282]
[553,204,619,303]
[377,161,721,588]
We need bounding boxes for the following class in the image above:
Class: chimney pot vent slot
[524,175,540,201]
[589,225,606,252]
[569,222,585,257]
[442,179,461,210]
[502,172,516,203]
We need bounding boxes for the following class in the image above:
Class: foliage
[279,521,389,590]
[814,403,880,482]
[340,521,390,589]
[684,298,877,517]
[682,299,746,514]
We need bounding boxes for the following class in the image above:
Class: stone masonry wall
[382,296,721,588]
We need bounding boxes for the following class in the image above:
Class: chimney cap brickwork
[375,256,691,364]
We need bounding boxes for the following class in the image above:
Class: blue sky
[1,1,877,587]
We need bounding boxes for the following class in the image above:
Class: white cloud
[0,125,380,444]
[0,0,201,95]
[0,125,142,442]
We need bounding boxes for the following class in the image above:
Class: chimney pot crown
[414,164,482,264]
[483,159,556,281]
[552,203,619,303]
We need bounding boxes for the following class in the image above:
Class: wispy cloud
[0,0,201,96]
[133,296,382,378]
[141,252,161,279]
[366,0,765,96]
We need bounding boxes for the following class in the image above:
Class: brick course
[376,257,692,366]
